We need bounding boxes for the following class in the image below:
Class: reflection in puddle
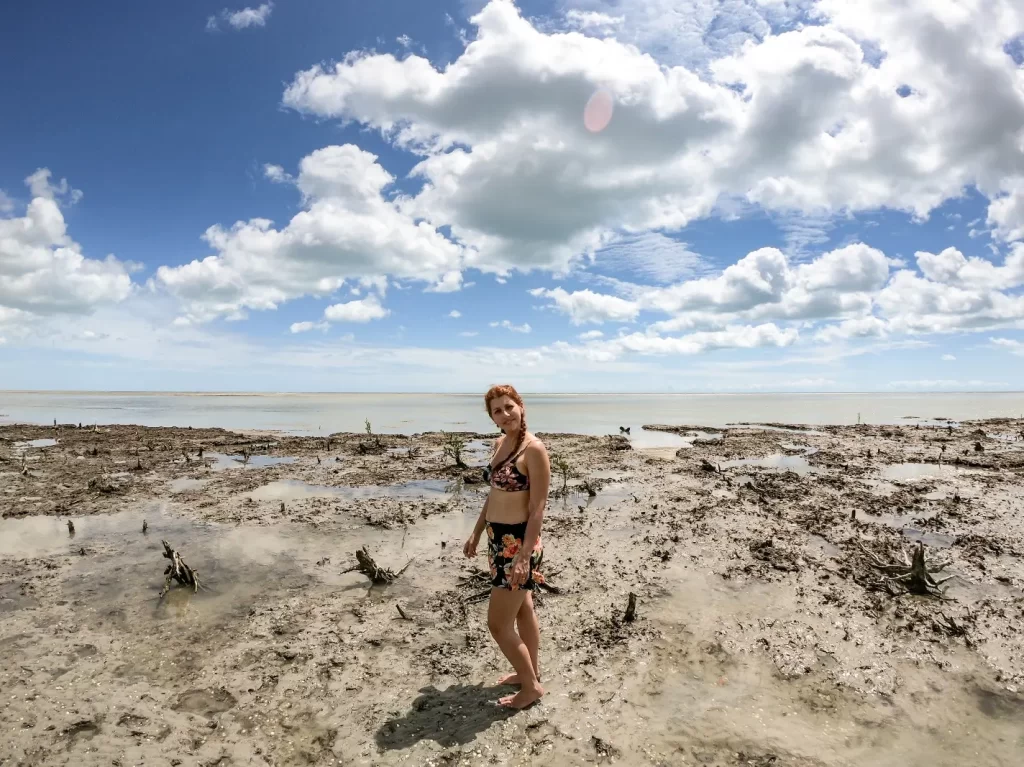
[245,478,482,502]
[0,506,175,559]
[205,452,297,471]
[168,477,210,494]
[720,454,818,475]
[881,463,960,481]
[1,503,485,624]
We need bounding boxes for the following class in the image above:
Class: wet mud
[2,419,1023,766]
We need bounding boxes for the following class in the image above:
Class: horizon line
[2,389,1023,396]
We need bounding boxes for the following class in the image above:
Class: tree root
[859,541,954,598]
[342,546,413,585]
[159,540,201,599]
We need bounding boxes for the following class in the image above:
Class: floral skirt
[485,521,543,591]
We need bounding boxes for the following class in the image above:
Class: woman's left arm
[513,441,550,584]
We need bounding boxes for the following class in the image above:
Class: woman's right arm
[464,493,489,557]
[472,494,489,539]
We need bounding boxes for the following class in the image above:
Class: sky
[1,0,1023,393]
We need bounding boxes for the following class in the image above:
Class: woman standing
[463,384,550,709]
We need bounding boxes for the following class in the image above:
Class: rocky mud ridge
[1,418,1023,766]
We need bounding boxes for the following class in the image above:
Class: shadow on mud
[375,683,515,750]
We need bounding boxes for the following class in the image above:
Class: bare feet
[498,684,544,709]
[496,671,541,686]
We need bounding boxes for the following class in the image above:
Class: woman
[463,384,550,709]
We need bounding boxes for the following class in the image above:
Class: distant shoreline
[2,389,1023,396]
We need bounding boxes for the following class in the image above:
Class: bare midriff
[485,458,531,524]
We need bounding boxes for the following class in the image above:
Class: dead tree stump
[860,541,954,598]
[343,546,413,585]
[159,540,201,599]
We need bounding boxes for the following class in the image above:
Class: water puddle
[464,438,493,455]
[15,438,58,449]
[244,478,482,503]
[807,534,841,558]
[12,438,58,462]
[630,429,704,449]
[988,431,1023,443]
[901,417,962,428]
[880,463,961,481]
[859,508,956,548]
[900,528,956,548]
[555,480,643,511]
[0,503,485,619]
[728,423,825,435]
[0,507,185,559]
[205,452,298,471]
[589,468,632,481]
[779,442,819,456]
[720,454,819,475]
[168,478,210,494]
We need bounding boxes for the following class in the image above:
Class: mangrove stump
[159,540,201,599]
[860,541,954,598]
[343,546,413,585]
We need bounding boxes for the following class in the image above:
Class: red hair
[484,384,527,457]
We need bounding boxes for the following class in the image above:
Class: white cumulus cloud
[0,170,133,341]
[290,320,328,334]
[530,287,639,325]
[490,319,531,333]
[323,295,390,323]
[991,337,1024,355]
[207,3,273,32]
[155,145,463,324]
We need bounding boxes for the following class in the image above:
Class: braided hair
[484,384,527,460]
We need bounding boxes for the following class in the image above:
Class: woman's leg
[488,588,544,709]
[497,593,540,685]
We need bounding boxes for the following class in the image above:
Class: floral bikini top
[482,439,531,492]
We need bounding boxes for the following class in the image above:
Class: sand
[1,418,1023,766]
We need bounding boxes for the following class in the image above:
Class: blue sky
[1,0,1023,392]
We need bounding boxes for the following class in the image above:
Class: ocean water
[1,391,1022,437]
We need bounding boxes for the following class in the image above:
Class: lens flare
[583,88,614,133]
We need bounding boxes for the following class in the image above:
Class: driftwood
[343,546,413,585]
[860,541,954,598]
[159,540,201,599]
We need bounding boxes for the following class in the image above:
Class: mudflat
[2,419,1023,766]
